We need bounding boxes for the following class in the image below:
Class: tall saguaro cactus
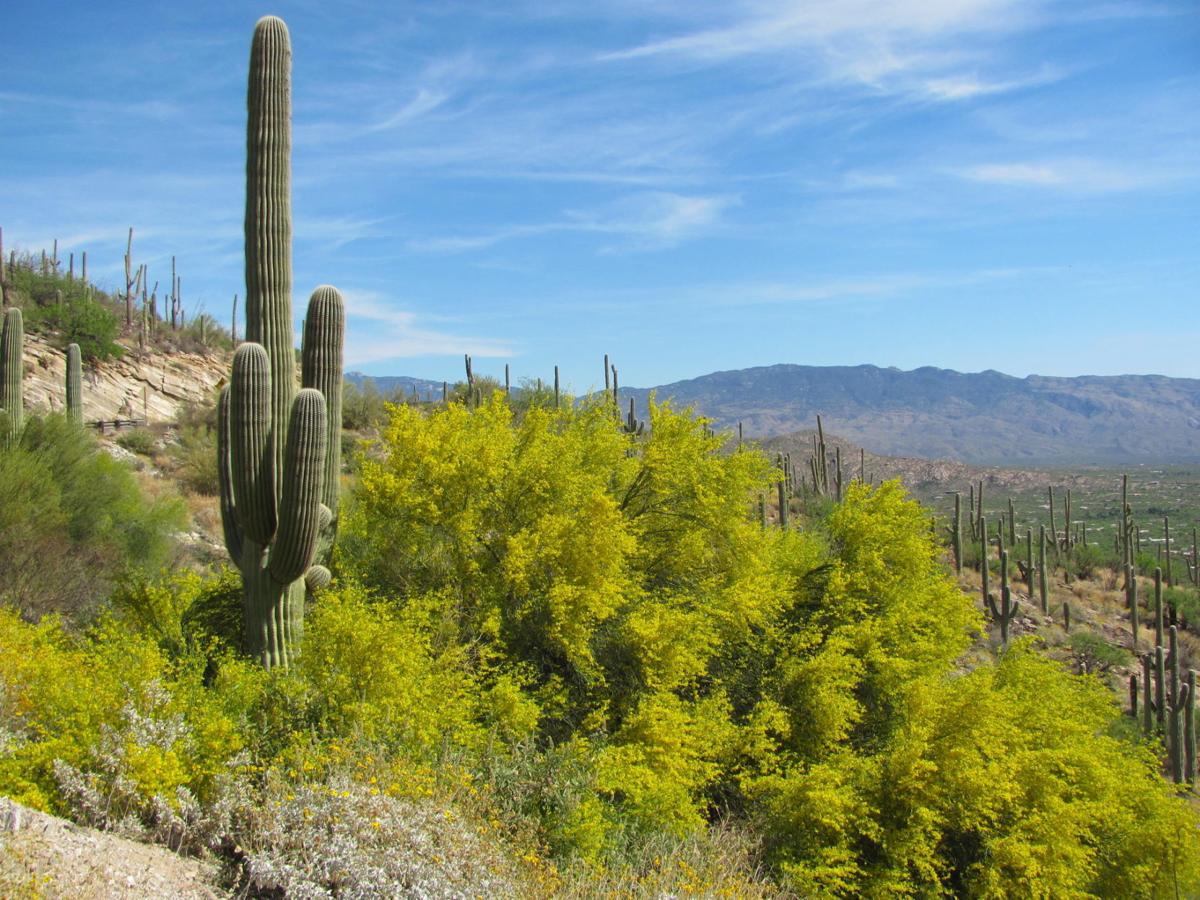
[0,307,23,446]
[65,343,82,426]
[218,16,344,669]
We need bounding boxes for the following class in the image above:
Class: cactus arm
[217,386,244,569]
[230,343,276,545]
[268,388,328,584]
[301,285,344,521]
[305,565,332,592]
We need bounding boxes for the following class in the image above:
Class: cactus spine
[65,343,82,426]
[217,17,342,669]
[1,307,23,446]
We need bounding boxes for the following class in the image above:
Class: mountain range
[351,364,1200,466]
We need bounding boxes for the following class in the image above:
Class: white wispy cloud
[368,88,451,131]
[919,63,1065,100]
[408,191,737,253]
[958,158,1189,191]
[341,289,515,365]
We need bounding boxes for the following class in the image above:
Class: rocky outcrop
[21,333,228,425]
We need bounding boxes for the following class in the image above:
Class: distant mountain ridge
[352,363,1200,465]
[619,364,1200,465]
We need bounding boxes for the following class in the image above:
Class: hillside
[613,363,1200,465]
[19,331,227,425]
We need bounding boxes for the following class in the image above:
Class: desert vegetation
[2,13,1199,900]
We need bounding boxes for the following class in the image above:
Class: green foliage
[1068,630,1131,674]
[1,391,1198,894]
[1164,585,1200,628]
[8,264,124,362]
[755,644,1200,898]
[1070,542,1111,579]
[115,427,157,456]
[0,414,185,617]
[108,567,243,656]
[0,606,251,816]
[341,379,391,431]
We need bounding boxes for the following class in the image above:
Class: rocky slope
[20,333,227,425]
[0,798,222,899]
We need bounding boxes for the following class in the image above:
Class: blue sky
[2,1,1197,390]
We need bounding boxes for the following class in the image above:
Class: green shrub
[0,415,185,618]
[753,643,1200,897]
[1164,585,1200,629]
[116,427,157,456]
[1070,542,1111,579]
[163,397,220,495]
[168,424,219,495]
[18,290,123,363]
[1069,630,1130,674]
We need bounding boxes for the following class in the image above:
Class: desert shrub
[109,567,243,656]
[168,424,219,495]
[163,398,220,496]
[16,297,122,366]
[1069,630,1131,674]
[294,586,487,756]
[1135,550,1164,578]
[1070,542,1112,579]
[341,379,389,431]
[0,415,185,618]
[115,427,157,456]
[1162,584,1200,629]
[0,607,251,819]
[235,766,529,897]
[336,397,1200,888]
[752,643,1200,898]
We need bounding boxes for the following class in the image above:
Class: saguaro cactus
[1125,563,1139,647]
[0,307,23,446]
[217,17,343,669]
[65,343,82,426]
[986,550,1020,646]
[947,492,962,575]
[1186,669,1196,785]
[1038,524,1048,613]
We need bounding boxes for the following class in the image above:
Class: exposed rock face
[21,333,227,424]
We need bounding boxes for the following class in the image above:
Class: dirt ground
[0,798,223,899]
